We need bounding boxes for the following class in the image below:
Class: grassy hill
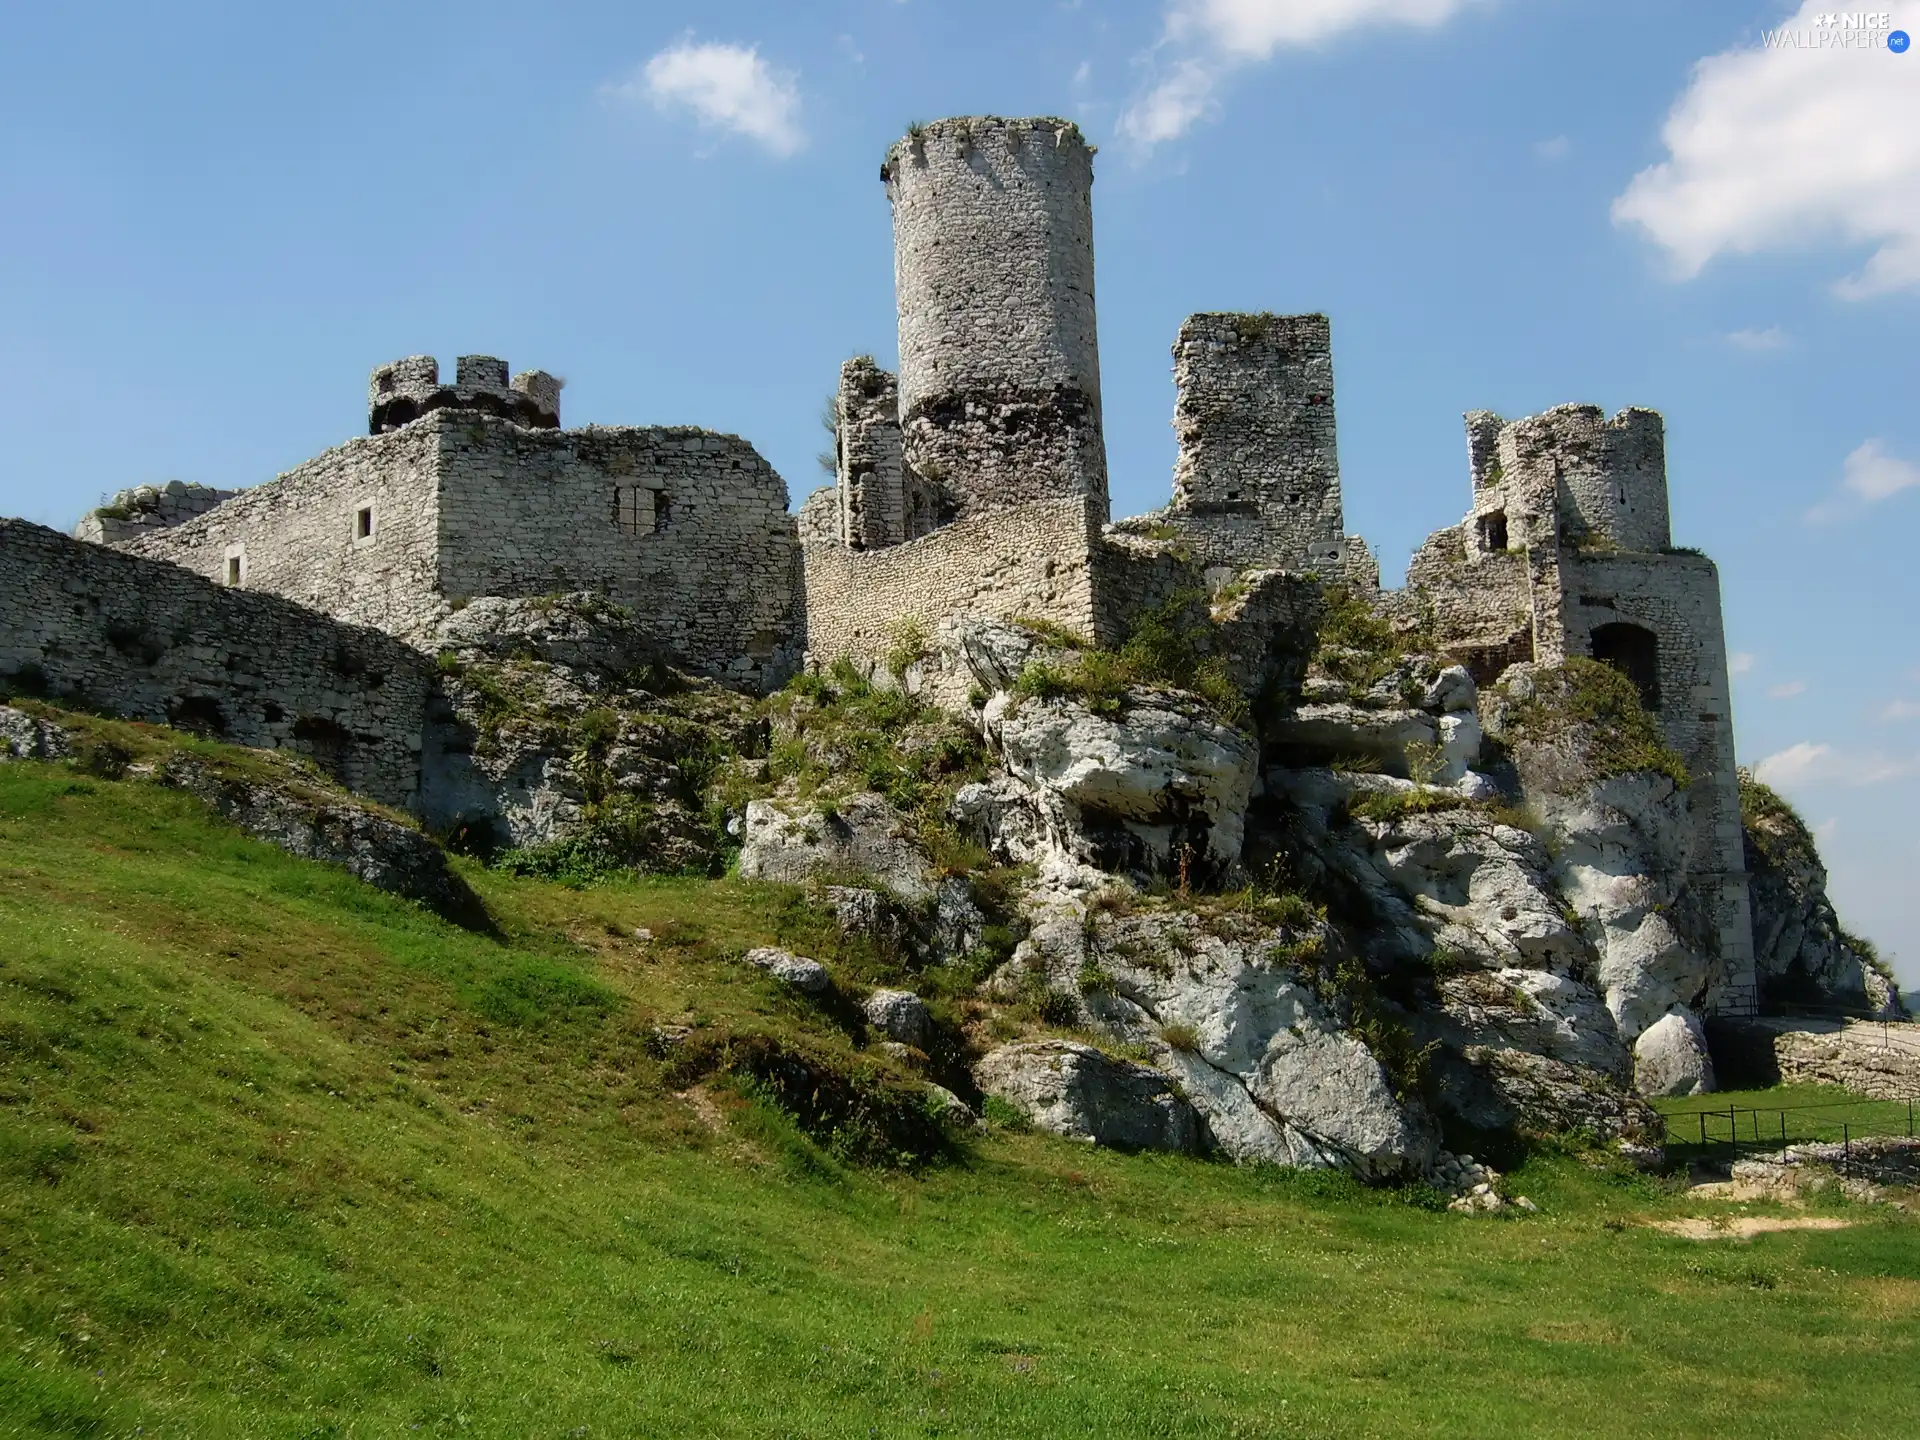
[2,747,1917,1437]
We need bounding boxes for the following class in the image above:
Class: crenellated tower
[368,354,562,434]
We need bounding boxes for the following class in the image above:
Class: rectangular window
[355,505,374,540]
[614,485,655,537]
[225,556,242,586]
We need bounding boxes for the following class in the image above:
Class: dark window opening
[1590,622,1661,710]
[262,701,285,724]
[293,715,354,784]
[355,505,374,540]
[169,694,227,737]
[654,492,672,532]
[225,556,242,587]
[1479,510,1509,552]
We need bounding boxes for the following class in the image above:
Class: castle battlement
[368,354,562,435]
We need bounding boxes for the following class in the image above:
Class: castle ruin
[5,113,1756,1015]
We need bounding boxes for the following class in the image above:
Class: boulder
[0,706,71,761]
[1421,665,1477,715]
[824,885,909,950]
[1632,1008,1716,1098]
[742,946,830,995]
[1019,899,1436,1178]
[985,691,1257,880]
[738,792,935,905]
[863,988,931,1048]
[974,1040,1202,1152]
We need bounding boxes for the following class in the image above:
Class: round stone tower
[1502,404,1671,553]
[883,116,1107,519]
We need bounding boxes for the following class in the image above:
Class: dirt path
[1649,1215,1852,1240]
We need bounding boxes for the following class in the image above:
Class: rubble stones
[742,947,831,995]
[863,989,932,1048]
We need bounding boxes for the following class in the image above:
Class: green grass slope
[2,757,1917,1438]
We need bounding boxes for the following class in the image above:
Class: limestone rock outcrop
[739,792,937,905]
[981,690,1257,881]
[974,1040,1203,1152]
[1742,773,1904,1017]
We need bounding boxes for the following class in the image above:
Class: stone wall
[803,496,1102,669]
[1560,550,1754,1015]
[434,415,802,691]
[1499,404,1671,554]
[0,520,429,809]
[115,411,803,691]
[884,116,1107,518]
[122,422,446,643]
[368,354,560,435]
[75,481,243,546]
[1154,312,1344,572]
[833,357,944,549]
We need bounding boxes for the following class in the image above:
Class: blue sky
[2,1,1916,978]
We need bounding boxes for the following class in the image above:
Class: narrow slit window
[355,505,374,540]
[225,556,242,587]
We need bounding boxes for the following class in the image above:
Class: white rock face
[1633,1008,1715,1098]
[1533,776,1711,1047]
[975,1039,1202,1152]
[984,691,1257,876]
[1360,810,1585,973]
[863,988,931,1048]
[738,792,935,905]
[742,946,830,994]
[1265,704,1440,778]
[1002,892,1435,1176]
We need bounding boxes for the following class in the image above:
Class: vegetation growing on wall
[1499,658,1690,789]
[1009,593,1250,727]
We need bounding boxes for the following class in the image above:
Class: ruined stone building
[6,112,1755,1013]
[105,355,800,692]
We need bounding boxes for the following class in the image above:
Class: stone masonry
[74,480,245,547]
[35,112,1760,1027]
[1401,405,1757,1016]
[884,117,1107,518]
[1148,312,1345,574]
[114,362,801,692]
[0,518,430,809]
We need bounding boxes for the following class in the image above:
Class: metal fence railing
[1663,1094,1920,1179]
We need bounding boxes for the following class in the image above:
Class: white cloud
[1613,4,1920,297]
[1118,0,1490,148]
[1729,651,1756,676]
[1805,439,1920,521]
[1755,740,1920,788]
[1842,439,1920,502]
[1533,135,1570,162]
[616,39,804,157]
[1725,325,1788,351]
[1768,680,1808,699]
[1882,699,1920,721]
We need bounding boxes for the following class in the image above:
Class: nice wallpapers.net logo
[1762,11,1912,50]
